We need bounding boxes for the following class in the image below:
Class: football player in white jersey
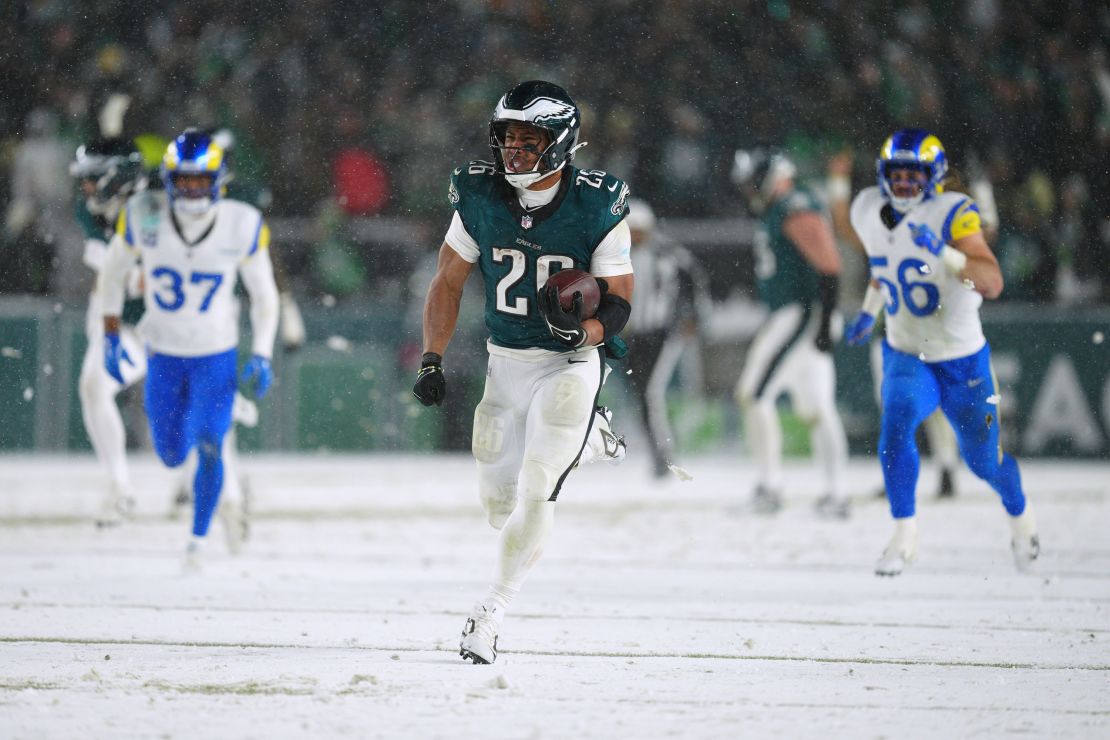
[99,129,279,567]
[827,151,961,500]
[844,129,1039,576]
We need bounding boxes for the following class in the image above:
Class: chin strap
[505,161,568,190]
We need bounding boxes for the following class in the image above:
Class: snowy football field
[1,453,1108,738]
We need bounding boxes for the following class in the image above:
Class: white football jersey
[103,191,278,358]
[850,186,985,362]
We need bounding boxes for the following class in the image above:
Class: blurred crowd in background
[2,0,1109,304]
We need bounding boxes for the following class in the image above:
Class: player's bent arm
[952,231,1004,299]
[585,272,633,346]
[99,234,137,332]
[423,242,474,357]
[239,246,280,358]
[783,211,842,275]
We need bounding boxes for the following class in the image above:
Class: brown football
[545,268,601,319]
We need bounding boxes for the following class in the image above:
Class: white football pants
[472,345,606,608]
[736,303,848,499]
[79,302,147,492]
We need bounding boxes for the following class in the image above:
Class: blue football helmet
[876,128,948,213]
[161,129,229,216]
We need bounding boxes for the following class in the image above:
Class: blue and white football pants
[879,340,1026,519]
[145,348,238,537]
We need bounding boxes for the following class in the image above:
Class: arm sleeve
[99,218,139,316]
[444,211,480,263]
[590,220,633,277]
[239,236,280,358]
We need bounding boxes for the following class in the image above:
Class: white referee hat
[626,198,656,231]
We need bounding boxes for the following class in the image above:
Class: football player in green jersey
[731,148,850,519]
[70,138,150,526]
[413,81,634,664]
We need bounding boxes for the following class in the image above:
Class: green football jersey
[75,197,108,241]
[449,162,630,352]
[753,185,826,310]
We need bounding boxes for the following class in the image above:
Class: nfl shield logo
[521,215,533,229]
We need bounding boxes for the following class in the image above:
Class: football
[545,268,601,319]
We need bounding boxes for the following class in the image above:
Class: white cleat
[218,497,248,556]
[182,537,204,574]
[460,602,503,665]
[95,484,135,528]
[594,406,626,465]
[168,484,191,521]
[814,493,850,520]
[875,518,918,577]
[1009,505,1040,573]
[577,406,627,466]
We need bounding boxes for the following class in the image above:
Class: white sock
[79,361,129,489]
[811,408,849,500]
[744,399,781,490]
[489,499,555,611]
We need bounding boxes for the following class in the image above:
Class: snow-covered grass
[1,453,1108,738]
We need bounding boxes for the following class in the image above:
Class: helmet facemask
[878,161,933,213]
[87,158,146,219]
[167,172,219,216]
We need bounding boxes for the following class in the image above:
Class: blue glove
[908,222,945,256]
[240,355,273,399]
[103,332,132,384]
[844,311,876,346]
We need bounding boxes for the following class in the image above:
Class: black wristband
[421,352,443,367]
[817,274,838,316]
[595,293,631,341]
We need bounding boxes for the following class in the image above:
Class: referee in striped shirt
[624,198,711,478]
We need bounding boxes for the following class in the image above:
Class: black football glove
[412,352,446,406]
[815,314,833,353]
[815,274,838,353]
[538,284,588,348]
